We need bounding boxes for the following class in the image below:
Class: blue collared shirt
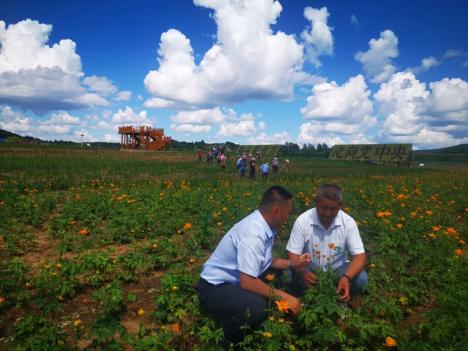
[200,210,276,285]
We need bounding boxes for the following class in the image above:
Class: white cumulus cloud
[83,76,118,96]
[247,131,291,144]
[0,19,115,112]
[301,6,333,67]
[301,74,374,124]
[0,19,81,74]
[171,108,225,125]
[144,0,305,107]
[114,90,132,101]
[298,75,376,146]
[355,30,399,83]
[0,105,31,134]
[218,115,257,137]
[374,71,468,148]
[170,123,211,133]
[48,111,80,125]
[374,71,428,135]
[112,106,152,125]
[144,97,174,108]
[298,122,344,146]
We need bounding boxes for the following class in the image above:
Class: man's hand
[302,271,318,286]
[336,276,350,302]
[292,253,311,269]
[275,291,302,315]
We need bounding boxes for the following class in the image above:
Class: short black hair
[259,185,293,210]
[315,184,342,202]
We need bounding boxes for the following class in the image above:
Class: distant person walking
[236,156,242,170]
[272,157,279,174]
[249,158,257,180]
[220,153,226,169]
[260,162,269,179]
[239,156,247,177]
[196,148,203,161]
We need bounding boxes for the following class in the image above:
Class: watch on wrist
[341,274,352,284]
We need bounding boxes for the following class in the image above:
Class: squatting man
[196,184,368,346]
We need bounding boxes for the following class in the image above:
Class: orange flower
[183,223,193,230]
[0,296,4,304]
[69,220,77,225]
[275,300,289,313]
[376,211,386,218]
[265,273,275,282]
[79,229,89,236]
[395,223,403,229]
[166,323,181,334]
[432,226,441,232]
[428,233,436,239]
[384,211,392,217]
[425,210,433,216]
[328,243,336,249]
[454,249,464,256]
[410,211,417,218]
[137,308,145,316]
[385,336,397,347]
[446,227,457,234]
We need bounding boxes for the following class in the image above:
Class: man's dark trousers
[196,278,268,345]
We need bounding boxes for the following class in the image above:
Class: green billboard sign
[329,144,412,161]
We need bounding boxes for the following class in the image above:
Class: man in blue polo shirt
[287,184,368,302]
[197,186,311,346]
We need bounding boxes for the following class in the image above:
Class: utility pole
[80,132,84,148]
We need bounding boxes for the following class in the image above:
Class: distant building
[118,125,172,151]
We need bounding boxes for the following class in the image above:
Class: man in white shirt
[287,184,368,302]
[198,186,311,346]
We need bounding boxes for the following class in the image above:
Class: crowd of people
[196,147,290,177]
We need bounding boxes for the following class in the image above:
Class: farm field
[0,146,466,350]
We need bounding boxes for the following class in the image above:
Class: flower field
[0,147,466,350]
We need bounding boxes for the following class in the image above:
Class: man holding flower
[287,184,368,302]
[197,186,310,346]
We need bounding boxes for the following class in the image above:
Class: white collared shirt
[201,210,276,285]
[286,208,365,271]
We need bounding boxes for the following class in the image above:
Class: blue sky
[0,0,467,148]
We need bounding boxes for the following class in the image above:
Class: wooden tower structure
[118,125,172,151]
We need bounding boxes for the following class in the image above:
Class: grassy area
[0,146,466,350]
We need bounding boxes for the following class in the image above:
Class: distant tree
[280,142,300,155]
[5,136,21,144]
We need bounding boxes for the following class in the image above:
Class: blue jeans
[337,261,368,295]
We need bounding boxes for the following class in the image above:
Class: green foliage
[9,315,68,351]
[0,146,466,350]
